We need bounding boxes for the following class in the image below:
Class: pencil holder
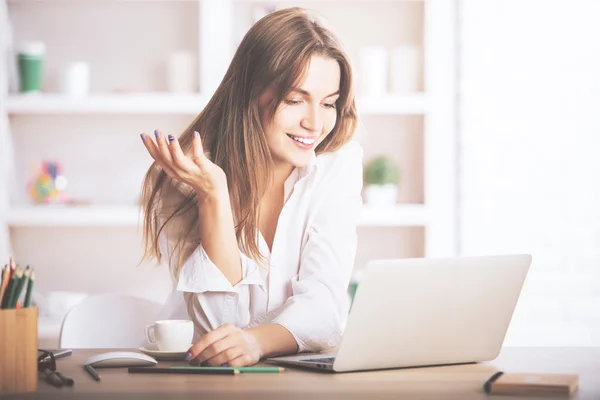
[0,307,38,394]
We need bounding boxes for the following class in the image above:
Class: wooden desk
[7,347,600,400]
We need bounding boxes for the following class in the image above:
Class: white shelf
[6,205,143,227]
[5,93,210,115]
[7,204,427,227]
[5,92,427,115]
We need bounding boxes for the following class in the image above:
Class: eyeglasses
[38,349,74,388]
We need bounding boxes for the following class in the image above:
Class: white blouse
[159,141,363,353]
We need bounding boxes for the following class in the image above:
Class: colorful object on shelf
[27,161,68,204]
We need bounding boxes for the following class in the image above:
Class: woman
[139,7,362,367]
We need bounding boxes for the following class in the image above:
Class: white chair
[59,293,162,348]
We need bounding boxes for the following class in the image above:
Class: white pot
[364,184,398,207]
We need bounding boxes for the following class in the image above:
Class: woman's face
[261,55,341,172]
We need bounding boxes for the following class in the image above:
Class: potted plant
[363,156,400,206]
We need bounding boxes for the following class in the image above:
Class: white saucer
[139,344,190,361]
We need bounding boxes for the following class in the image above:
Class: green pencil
[10,266,30,308]
[171,366,286,373]
[5,267,22,309]
[23,269,35,308]
[1,267,15,309]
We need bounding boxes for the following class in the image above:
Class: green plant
[364,156,399,186]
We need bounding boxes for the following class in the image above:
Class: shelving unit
[6,204,428,228]
[6,92,428,115]
[1,0,456,346]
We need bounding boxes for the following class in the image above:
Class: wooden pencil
[6,268,23,309]
[0,265,9,308]
[11,266,30,308]
[24,269,35,308]
[1,266,16,309]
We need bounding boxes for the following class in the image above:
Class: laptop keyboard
[301,356,336,364]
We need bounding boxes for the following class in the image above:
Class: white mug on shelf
[358,46,389,96]
[390,45,421,93]
[145,319,194,352]
[61,62,90,97]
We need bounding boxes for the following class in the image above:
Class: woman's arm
[141,130,242,286]
[247,324,299,357]
[198,193,243,286]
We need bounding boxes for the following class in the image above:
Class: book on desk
[485,371,579,396]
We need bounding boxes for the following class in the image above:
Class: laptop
[266,254,531,373]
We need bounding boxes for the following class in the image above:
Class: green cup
[18,42,46,93]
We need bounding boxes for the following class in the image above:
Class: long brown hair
[140,7,357,275]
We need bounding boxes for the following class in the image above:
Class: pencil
[0,265,9,308]
[10,266,30,308]
[6,268,23,308]
[0,264,6,289]
[129,367,239,375]
[24,269,35,308]
[171,366,286,373]
[1,266,16,309]
[84,364,101,381]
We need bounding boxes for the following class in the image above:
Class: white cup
[359,46,389,96]
[61,62,90,97]
[145,320,194,352]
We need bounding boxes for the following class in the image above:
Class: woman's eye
[284,99,302,105]
[323,103,336,109]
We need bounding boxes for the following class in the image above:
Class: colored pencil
[10,266,30,308]
[171,366,286,373]
[0,265,9,307]
[24,269,35,308]
[1,266,16,309]
[6,267,23,308]
[128,367,239,375]
[84,364,101,382]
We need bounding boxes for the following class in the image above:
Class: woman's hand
[185,324,263,367]
[140,129,228,202]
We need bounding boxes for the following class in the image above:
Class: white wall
[459,0,600,346]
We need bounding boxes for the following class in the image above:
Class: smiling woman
[138,7,362,368]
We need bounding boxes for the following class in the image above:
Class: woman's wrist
[195,185,230,206]
[246,325,299,359]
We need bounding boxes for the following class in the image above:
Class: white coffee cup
[145,320,194,352]
[61,61,90,97]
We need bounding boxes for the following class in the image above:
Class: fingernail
[154,129,161,139]
[168,134,175,143]
[140,133,146,142]
[193,131,199,138]
[184,352,192,361]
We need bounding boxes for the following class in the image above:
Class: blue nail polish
[184,352,192,361]
[140,133,146,141]
[168,134,175,143]
[193,131,199,138]
[154,129,161,139]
